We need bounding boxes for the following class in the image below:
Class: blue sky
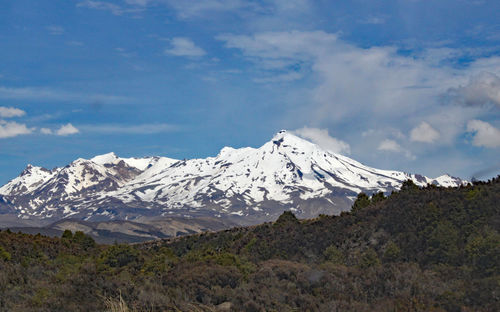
[1,0,500,184]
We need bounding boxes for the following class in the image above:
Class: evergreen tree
[352,192,370,213]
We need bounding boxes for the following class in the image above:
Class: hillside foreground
[0,178,499,311]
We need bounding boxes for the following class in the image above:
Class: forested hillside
[0,178,499,311]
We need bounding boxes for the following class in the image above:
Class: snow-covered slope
[0,131,465,224]
[0,165,56,196]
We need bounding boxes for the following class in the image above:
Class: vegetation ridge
[0,178,499,311]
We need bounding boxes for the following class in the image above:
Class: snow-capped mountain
[0,131,464,225]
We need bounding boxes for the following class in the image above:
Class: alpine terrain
[0,130,464,230]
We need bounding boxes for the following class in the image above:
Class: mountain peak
[269,129,317,151]
[0,131,466,223]
[91,152,119,165]
[271,129,290,141]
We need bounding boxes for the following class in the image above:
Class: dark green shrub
[99,244,140,268]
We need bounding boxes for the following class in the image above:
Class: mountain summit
[0,131,464,225]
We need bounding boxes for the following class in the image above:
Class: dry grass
[104,292,133,312]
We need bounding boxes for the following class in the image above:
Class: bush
[0,246,11,261]
[274,211,300,226]
[358,248,380,268]
[323,245,344,265]
[383,241,401,262]
[62,229,73,240]
[465,228,500,276]
[352,193,370,213]
[72,231,96,250]
[99,244,140,268]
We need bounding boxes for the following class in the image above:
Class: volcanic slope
[0,131,463,224]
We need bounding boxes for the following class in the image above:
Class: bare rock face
[0,131,465,226]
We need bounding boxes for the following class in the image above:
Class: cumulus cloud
[0,120,33,138]
[377,139,415,160]
[446,71,500,108]
[217,31,500,133]
[293,127,351,154]
[0,106,26,118]
[410,122,440,143]
[40,128,53,135]
[378,139,401,152]
[56,123,80,136]
[216,30,459,124]
[466,119,500,148]
[165,37,206,57]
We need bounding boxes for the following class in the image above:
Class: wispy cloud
[166,0,253,19]
[378,139,415,160]
[124,0,152,6]
[66,41,84,46]
[0,86,131,104]
[115,47,136,58]
[253,71,303,83]
[358,16,386,25]
[46,25,65,35]
[164,37,206,57]
[79,123,178,134]
[76,0,142,15]
[217,30,500,149]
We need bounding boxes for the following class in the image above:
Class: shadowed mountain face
[0,131,464,227]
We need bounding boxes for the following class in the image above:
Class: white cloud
[77,1,129,15]
[410,122,440,143]
[56,123,80,136]
[165,37,206,57]
[0,106,26,118]
[125,0,151,5]
[218,30,446,124]
[79,123,177,134]
[0,120,33,138]
[253,71,303,83]
[40,128,53,135]
[446,71,500,108]
[46,25,65,35]
[293,127,350,154]
[217,30,337,62]
[377,139,415,160]
[466,119,500,148]
[115,47,136,58]
[217,30,500,155]
[359,16,386,25]
[378,139,402,152]
[166,0,252,19]
[0,86,131,104]
[67,41,84,46]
